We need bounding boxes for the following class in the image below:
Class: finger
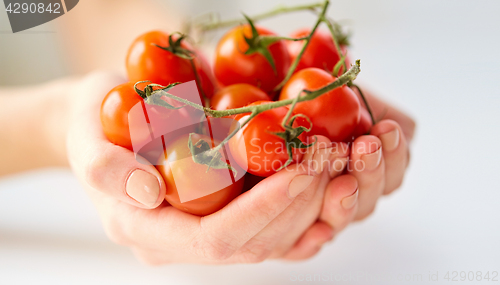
[240,169,325,262]
[199,162,318,261]
[89,162,319,263]
[281,221,334,261]
[89,192,201,256]
[357,88,416,142]
[267,137,349,257]
[371,120,409,194]
[319,174,359,234]
[67,73,166,209]
[131,247,170,266]
[302,135,350,178]
[349,135,385,220]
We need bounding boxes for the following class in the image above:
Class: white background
[1,0,500,284]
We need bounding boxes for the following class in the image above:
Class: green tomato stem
[197,2,325,32]
[321,15,349,75]
[273,0,330,91]
[350,83,376,125]
[155,60,360,119]
[188,57,209,106]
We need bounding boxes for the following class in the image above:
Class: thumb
[67,72,166,209]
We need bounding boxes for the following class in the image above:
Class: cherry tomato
[200,83,271,141]
[279,68,360,142]
[214,25,290,94]
[228,101,303,177]
[210,83,270,111]
[349,107,373,140]
[126,30,216,99]
[156,133,244,216]
[100,82,196,152]
[287,28,349,76]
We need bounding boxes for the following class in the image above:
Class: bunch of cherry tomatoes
[100,16,372,216]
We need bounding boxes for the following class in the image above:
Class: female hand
[348,88,415,220]
[283,88,416,256]
[65,71,361,264]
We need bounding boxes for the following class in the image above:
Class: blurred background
[1,0,500,284]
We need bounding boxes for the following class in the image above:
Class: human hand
[348,88,415,220]
[64,71,361,264]
[283,88,416,254]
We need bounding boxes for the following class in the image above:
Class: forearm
[0,79,73,176]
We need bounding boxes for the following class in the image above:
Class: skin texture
[0,0,415,265]
[214,25,290,94]
[156,133,244,216]
[287,28,349,75]
[126,30,216,98]
[0,71,414,265]
[280,68,361,142]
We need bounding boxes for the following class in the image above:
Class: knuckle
[85,144,115,189]
[103,215,129,246]
[133,250,168,267]
[393,178,403,191]
[355,206,376,221]
[408,117,416,133]
[233,196,275,229]
[385,178,404,195]
[240,243,273,264]
[199,238,236,261]
[193,219,237,261]
[293,185,316,204]
[137,257,163,267]
[85,155,107,189]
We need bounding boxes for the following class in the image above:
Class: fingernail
[379,128,400,152]
[288,175,315,198]
[361,147,382,171]
[312,147,333,174]
[329,157,348,178]
[126,169,160,207]
[341,188,358,210]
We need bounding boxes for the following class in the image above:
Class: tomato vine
[136,0,376,171]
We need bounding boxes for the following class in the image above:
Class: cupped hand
[65,72,414,264]
[348,88,415,220]
[65,71,359,264]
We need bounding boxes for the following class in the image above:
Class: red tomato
[279,68,360,142]
[126,30,216,99]
[287,28,349,75]
[228,101,303,177]
[210,83,270,111]
[156,133,244,216]
[214,25,290,94]
[350,107,373,140]
[100,82,195,152]
[202,83,271,141]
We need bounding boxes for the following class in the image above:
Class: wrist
[0,79,74,175]
[40,78,76,167]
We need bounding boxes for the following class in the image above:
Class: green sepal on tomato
[100,82,200,152]
[126,30,216,99]
[228,101,306,177]
[287,28,350,76]
[214,24,290,94]
[156,133,244,216]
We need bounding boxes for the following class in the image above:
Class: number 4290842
[5,2,61,14]
[444,271,498,282]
